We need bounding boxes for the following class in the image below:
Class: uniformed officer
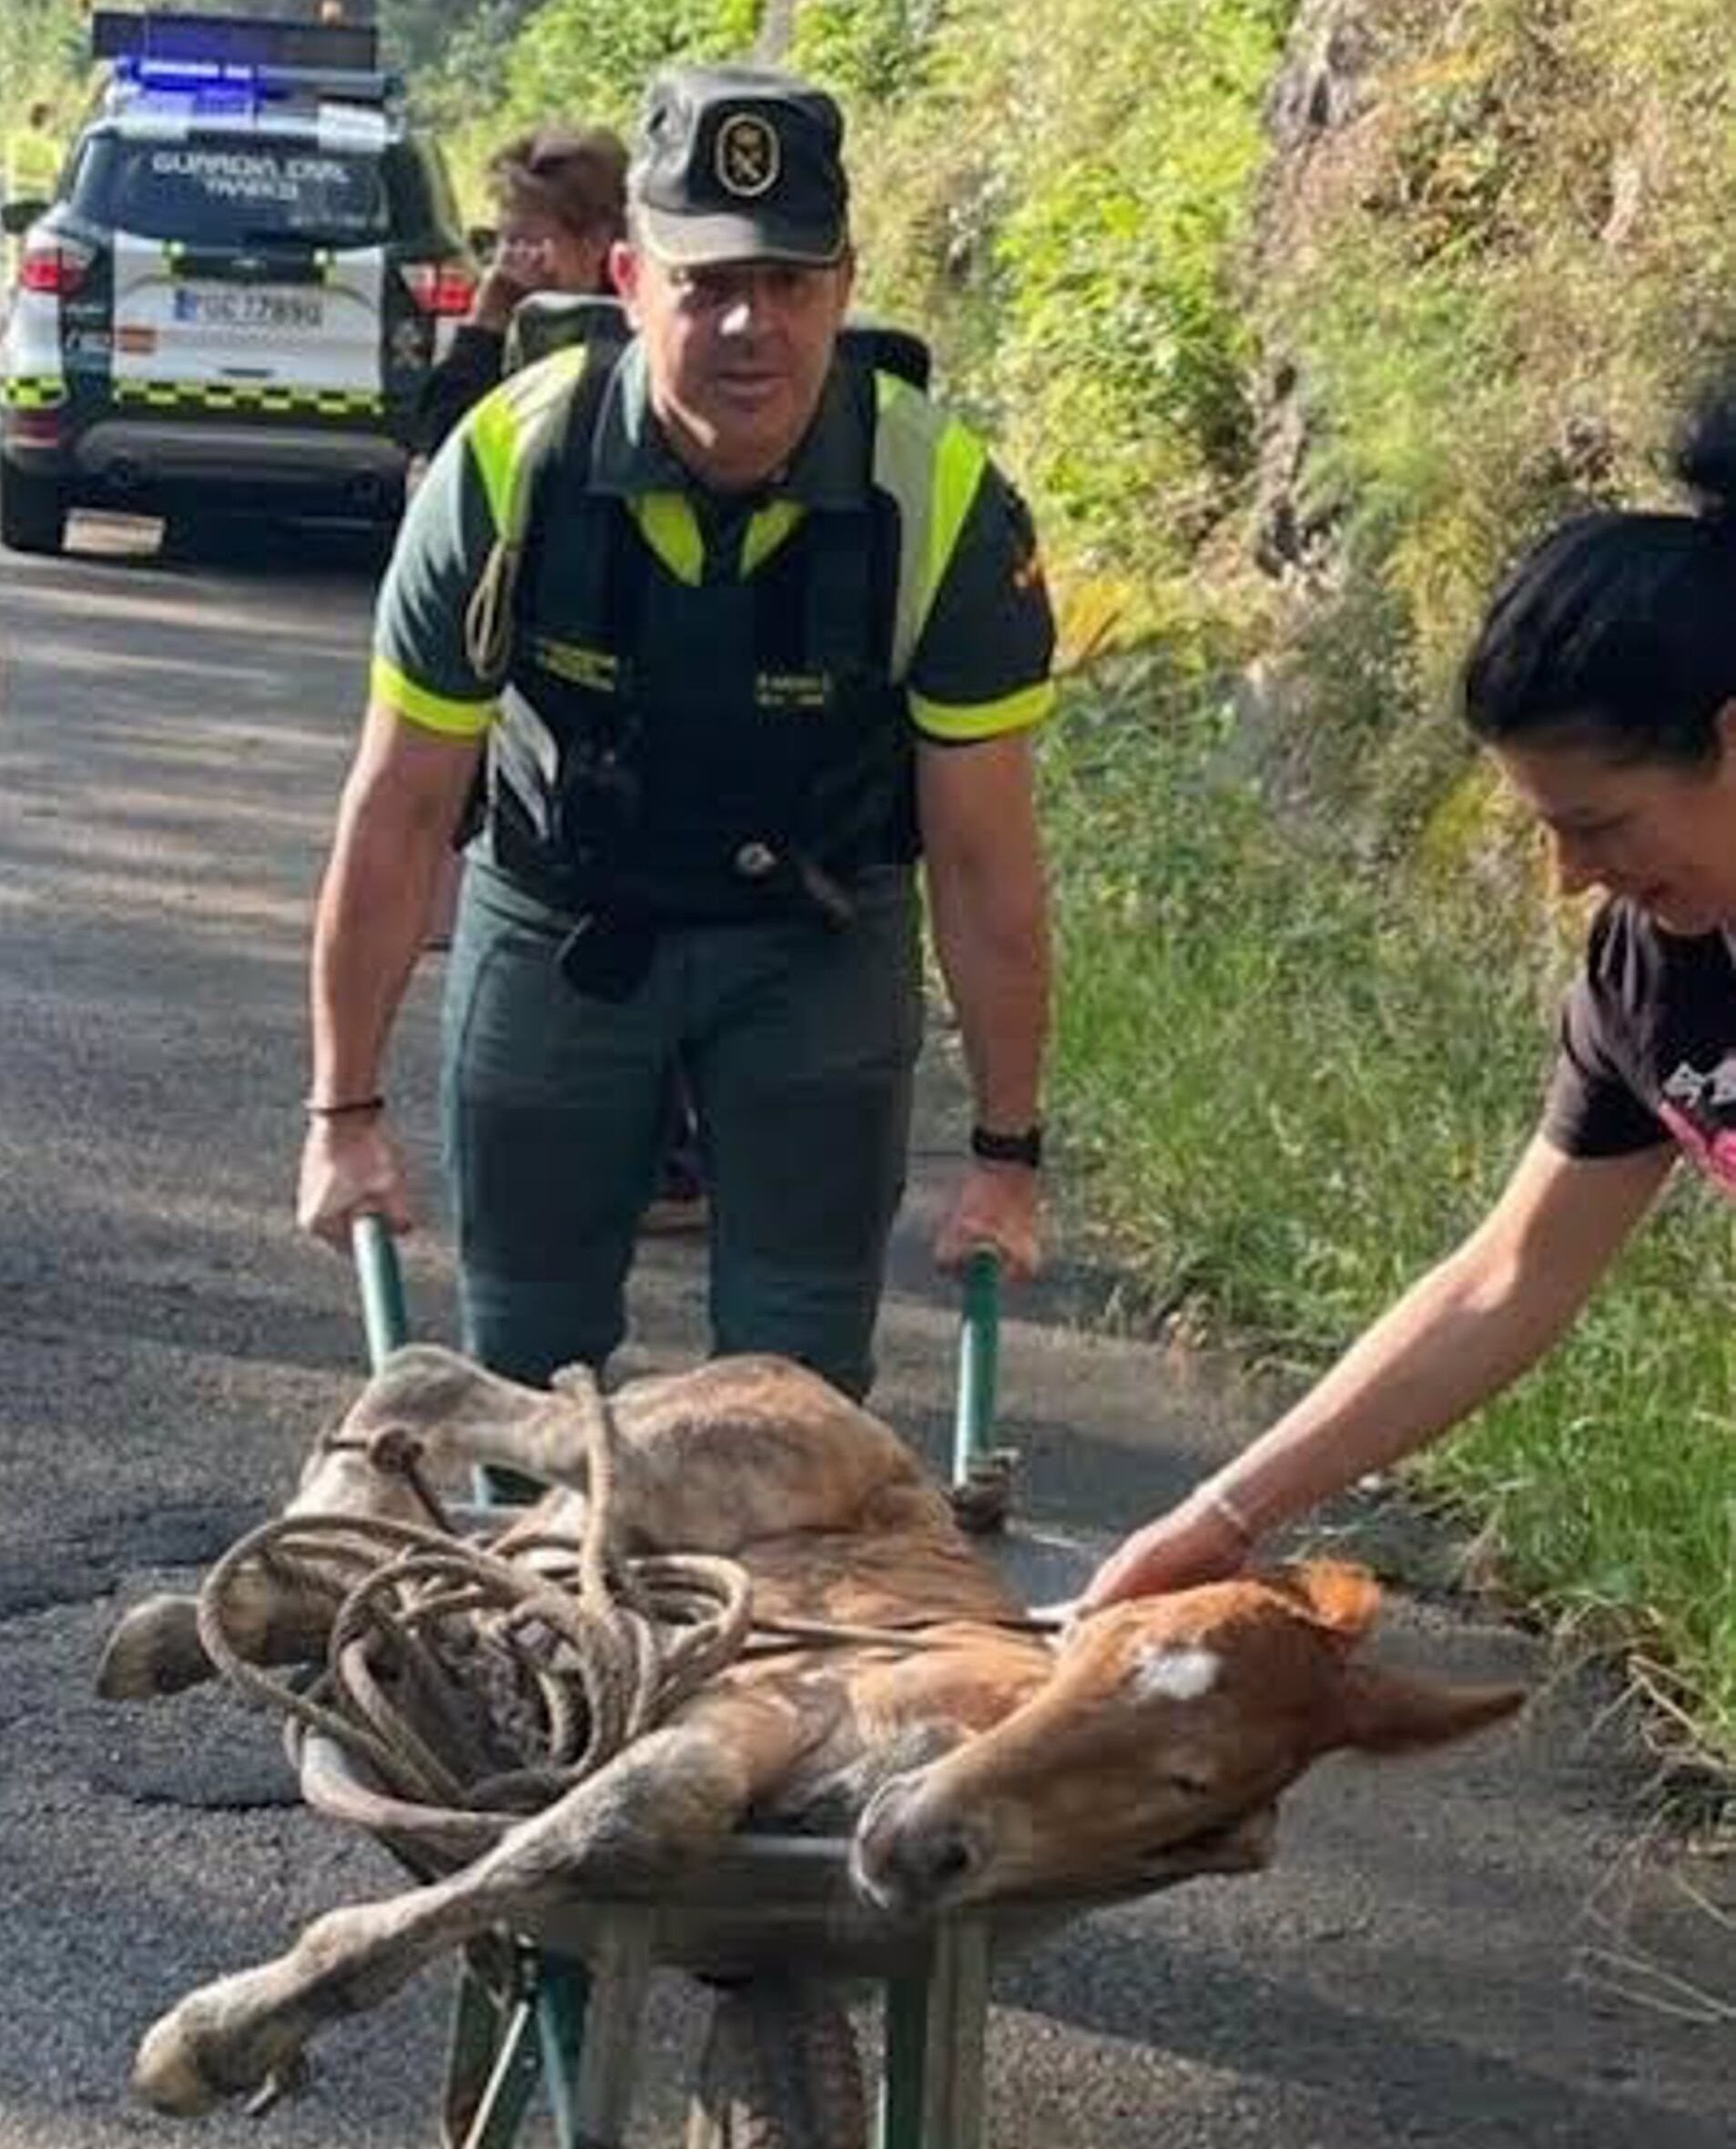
[3,101,61,281]
[3,102,61,209]
[298,64,1055,1402]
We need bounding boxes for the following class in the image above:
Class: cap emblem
[715,111,780,198]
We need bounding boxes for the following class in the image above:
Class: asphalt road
[0,513,1730,2148]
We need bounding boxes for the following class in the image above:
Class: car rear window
[69,133,390,246]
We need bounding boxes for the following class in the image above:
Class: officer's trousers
[441,859,923,1401]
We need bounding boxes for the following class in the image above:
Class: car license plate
[171,287,324,332]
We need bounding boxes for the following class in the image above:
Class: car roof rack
[92,9,401,113]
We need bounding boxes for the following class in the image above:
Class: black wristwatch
[970,1123,1043,1170]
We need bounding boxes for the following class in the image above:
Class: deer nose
[851,1781,987,1913]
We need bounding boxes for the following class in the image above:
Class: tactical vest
[460,332,989,931]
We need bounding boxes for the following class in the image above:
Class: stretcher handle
[951,1247,1001,1486]
[350,1212,409,1372]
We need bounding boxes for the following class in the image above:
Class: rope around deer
[195,1363,1065,1831]
[195,1363,755,1823]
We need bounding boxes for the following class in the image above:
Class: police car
[0,9,475,555]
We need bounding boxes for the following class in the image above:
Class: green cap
[629,64,848,269]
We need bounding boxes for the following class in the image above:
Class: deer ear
[1273,1559,1383,1648]
[1334,1663,1526,1756]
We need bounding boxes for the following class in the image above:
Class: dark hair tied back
[1462,391,1736,767]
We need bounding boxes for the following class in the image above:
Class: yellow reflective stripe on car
[629,493,706,585]
[465,345,587,539]
[873,371,989,680]
[909,677,1055,745]
[371,655,497,737]
[110,379,384,417]
[0,375,68,410]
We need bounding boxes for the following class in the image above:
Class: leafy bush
[1,0,88,139]
[498,0,758,132]
[796,0,1294,616]
[1264,0,1736,840]
[790,0,945,104]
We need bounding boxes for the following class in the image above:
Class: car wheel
[0,465,66,555]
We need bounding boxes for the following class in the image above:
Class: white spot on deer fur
[1133,1644,1223,1703]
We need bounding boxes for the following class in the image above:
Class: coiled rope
[195,1365,753,1822]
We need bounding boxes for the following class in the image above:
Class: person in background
[3,100,60,207]
[419,123,627,455]
[3,101,62,282]
[1086,411,1736,1610]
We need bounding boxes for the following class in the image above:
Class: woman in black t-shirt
[1087,420,1736,1607]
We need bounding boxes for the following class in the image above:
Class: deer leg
[342,1347,936,1555]
[96,1417,464,1703]
[335,1344,601,1488]
[132,1688,812,2115]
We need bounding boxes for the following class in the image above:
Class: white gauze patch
[1132,1643,1223,1703]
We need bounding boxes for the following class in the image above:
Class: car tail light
[9,411,62,446]
[400,258,475,317]
[19,238,95,298]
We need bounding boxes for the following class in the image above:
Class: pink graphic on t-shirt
[1657,1102,1736,1197]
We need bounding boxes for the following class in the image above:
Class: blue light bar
[93,11,381,75]
[115,57,260,115]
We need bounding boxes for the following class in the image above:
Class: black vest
[484,353,917,928]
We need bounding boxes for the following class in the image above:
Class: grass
[1041,658,1736,1771]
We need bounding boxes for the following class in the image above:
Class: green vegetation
[411,0,757,200]
[1,0,88,142]
[796,0,1290,619]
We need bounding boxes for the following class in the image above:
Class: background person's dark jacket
[417,324,507,456]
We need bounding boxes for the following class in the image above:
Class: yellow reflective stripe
[926,416,988,635]
[466,395,522,533]
[873,371,987,679]
[1,375,67,410]
[467,346,587,540]
[630,493,705,586]
[875,375,929,676]
[109,379,384,416]
[909,677,1055,744]
[741,499,804,576]
[371,656,496,737]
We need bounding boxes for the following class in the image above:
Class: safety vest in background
[4,125,63,208]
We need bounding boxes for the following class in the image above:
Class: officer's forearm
[925,850,1050,1130]
[309,717,469,1106]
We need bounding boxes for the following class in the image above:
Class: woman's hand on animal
[934,1160,1041,1282]
[1081,1495,1252,1610]
[296,1116,412,1249]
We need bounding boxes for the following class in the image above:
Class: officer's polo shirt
[371,337,1057,748]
